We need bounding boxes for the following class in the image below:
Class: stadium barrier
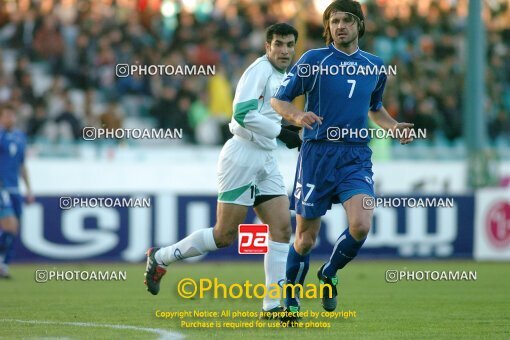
[15,193,477,261]
[11,156,509,261]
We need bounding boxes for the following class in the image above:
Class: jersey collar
[330,43,359,57]
[264,54,286,74]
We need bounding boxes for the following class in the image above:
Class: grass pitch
[1,261,508,339]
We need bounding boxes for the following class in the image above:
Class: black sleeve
[277,125,302,149]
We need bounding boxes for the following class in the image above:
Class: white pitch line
[0,319,184,340]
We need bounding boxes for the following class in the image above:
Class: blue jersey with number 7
[274,44,387,143]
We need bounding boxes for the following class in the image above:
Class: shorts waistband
[232,134,262,149]
[233,134,252,143]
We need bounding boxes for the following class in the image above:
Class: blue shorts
[290,140,375,218]
[0,190,15,219]
[9,193,23,219]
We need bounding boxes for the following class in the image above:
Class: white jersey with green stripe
[229,55,285,150]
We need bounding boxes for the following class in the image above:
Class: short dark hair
[265,23,298,44]
[323,0,365,45]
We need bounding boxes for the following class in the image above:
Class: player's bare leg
[294,215,321,255]
[343,194,373,240]
[212,203,249,247]
[0,216,18,279]
[0,216,18,235]
[144,203,248,295]
[254,195,291,316]
[254,196,291,243]
[318,193,374,310]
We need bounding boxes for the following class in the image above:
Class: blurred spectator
[208,67,233,120]
[14,55,31,84]
[0,76,11,104]
[33,16,64,72]
[150,87,178,129]
[44,77,68,118]
[440,95,462,141]
[189,92,211,133]
[66,33,94,89]
[414,98,440,140]
[26,101,49,140]
[10,9,37,51]
[174,93,194,141]
[54,98,82,141]
[19,73,36,106]
[208,67,233,144]
[116,72,151,97]
[99,101,124,131]
[489,110,510,141]
[0,0,507,149]
[191,92,226,145]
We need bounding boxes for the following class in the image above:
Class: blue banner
[13,194,474,261]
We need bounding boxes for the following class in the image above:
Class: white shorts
[217,136,287,206]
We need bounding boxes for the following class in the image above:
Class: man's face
[0,109,16,129]
[265,34,296,71]
[329,11,360,46]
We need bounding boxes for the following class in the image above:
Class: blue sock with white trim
[284,244,309,308]
[322,227,366,277]
[0,231,15,264]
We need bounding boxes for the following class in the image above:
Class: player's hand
[25,192,35,204]
[391,122,414,145]
[295,111,323,130]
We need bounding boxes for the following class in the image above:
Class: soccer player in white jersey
[144,23,301,315]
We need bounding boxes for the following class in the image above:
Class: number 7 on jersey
[347,79,356,98]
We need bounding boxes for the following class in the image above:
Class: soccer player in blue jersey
[271,0,414,318]
[0,104,34,278]
[0,184,18,279]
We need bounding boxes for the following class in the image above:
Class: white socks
[155,229,289,311]
[155,228,218,266]
[263,240,289,311]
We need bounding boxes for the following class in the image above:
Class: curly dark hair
[322,0,365,45]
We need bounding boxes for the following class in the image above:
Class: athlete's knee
[212,225,237,248]
[349,220,371,240]
[295,232,316,255]
[270,222,291,243]
[280,223,291,242]
[0,217,18,234]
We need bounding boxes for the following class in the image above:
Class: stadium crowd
[0,0,508,147]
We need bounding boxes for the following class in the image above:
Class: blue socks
[0,231,15,264]
[285,244,310,285]
[322,227,366,278]
[285,244,309,307]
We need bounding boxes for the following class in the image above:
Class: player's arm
[270,98,322,130]
[20,165,34,203]
[233,66,283,139]
[368,69,413,145]
[270,52,322,130]
[369,106,414,145]
[20,147,35,204]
